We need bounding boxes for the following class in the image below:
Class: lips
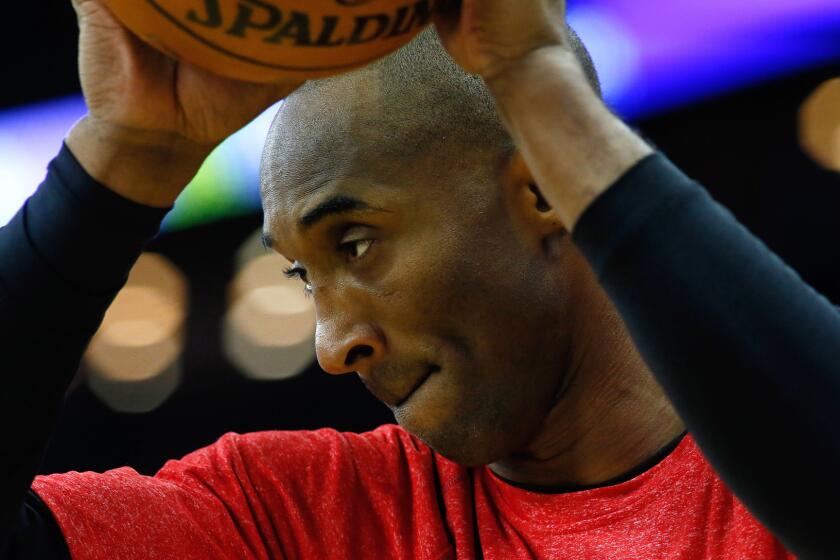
[360,363,442,408]
[394,364,440,407]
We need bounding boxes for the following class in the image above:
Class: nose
[315,314,386,376]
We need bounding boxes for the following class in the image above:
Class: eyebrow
[299,195,373,229]
[261,195,377,250]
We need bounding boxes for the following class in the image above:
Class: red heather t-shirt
[33,425,793,559]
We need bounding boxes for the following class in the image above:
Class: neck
[490,289,685,488]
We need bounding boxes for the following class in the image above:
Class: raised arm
[0,143,170,558]
[437,2,840,558]
[0,0,296,555]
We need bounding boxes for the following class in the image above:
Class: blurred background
[1,0,839,476]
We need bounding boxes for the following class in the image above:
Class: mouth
[394,364,440,408]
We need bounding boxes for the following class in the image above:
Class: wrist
[485,45,585,108]
[482,45,653,230]
[66,116,214,208]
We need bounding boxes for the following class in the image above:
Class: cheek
[361,225,466,322]
[441,238,561,376]
[365,198,552,358]
[390,223,533,341]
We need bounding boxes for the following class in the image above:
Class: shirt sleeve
[0,143,168,555]
[31,426,450,560]
[572,153,840,560]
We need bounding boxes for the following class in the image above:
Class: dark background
[2,1,839,476]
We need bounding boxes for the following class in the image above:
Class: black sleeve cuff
[572,153,699,276]
[0,143,170,332]
[32,142,170,291]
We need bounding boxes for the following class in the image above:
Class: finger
[70,0,96,17]
[71,0,114,26]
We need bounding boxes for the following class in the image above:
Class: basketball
[102,0,442,82]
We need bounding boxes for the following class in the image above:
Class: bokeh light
[799,78,840,172]
[223,230,316,380]
[84,253,188,412]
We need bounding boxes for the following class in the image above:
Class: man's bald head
[261,26,600,200]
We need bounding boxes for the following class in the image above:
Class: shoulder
[176,424,429,464]
[155,425,449,547]
[157,424,437,492]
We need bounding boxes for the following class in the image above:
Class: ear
[503,151,567,245]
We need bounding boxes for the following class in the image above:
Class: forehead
[259,89,500,254]
[261,140,449,256]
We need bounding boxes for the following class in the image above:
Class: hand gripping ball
[102,0,442,82]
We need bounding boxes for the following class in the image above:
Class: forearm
[572,155,840,559]
[487,46,652,229]
[0,143,169,550]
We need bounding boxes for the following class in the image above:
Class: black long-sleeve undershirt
[0,147,837,558]
[573,154,840,559]
[0,144,168,559]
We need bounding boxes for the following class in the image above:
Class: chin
[394,407,510,467]
[428,437,500,468]
[389,368,526,466]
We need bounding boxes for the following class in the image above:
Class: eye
[283,265,313,296]
[341,239,374,261]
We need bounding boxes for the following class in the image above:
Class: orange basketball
[102,0,441,82]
